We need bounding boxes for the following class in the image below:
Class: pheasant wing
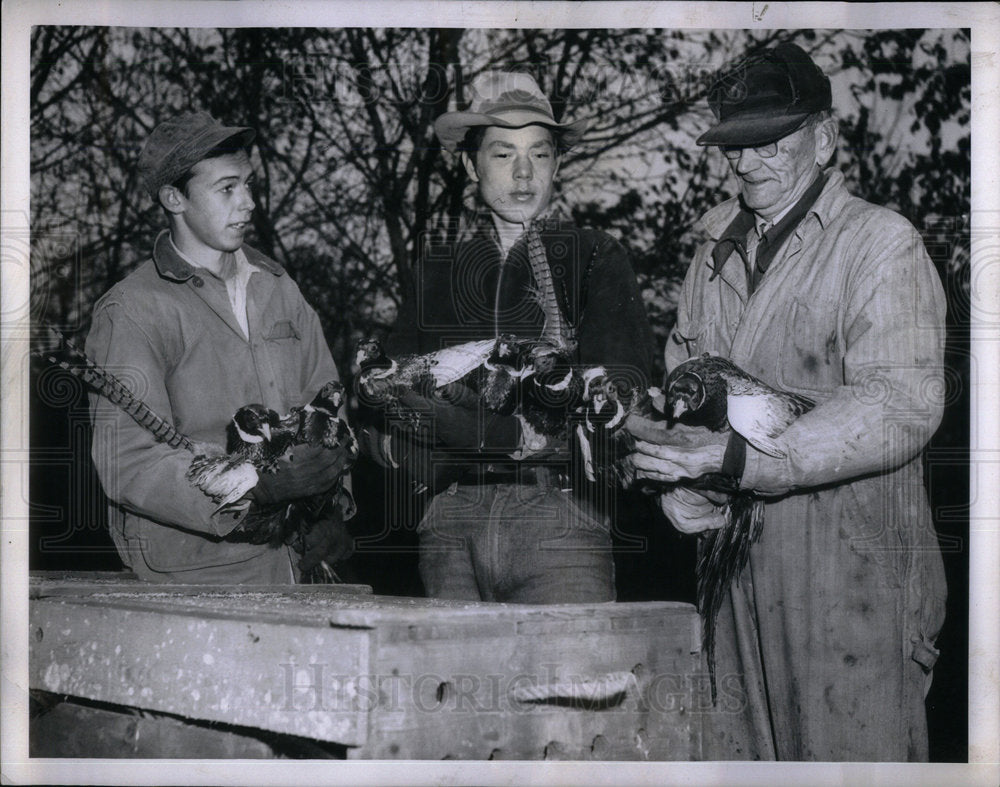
[421,338,497,388]
[725,387,816,459]
[186,454,259,511]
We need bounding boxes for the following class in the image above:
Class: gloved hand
[251,443,352,506]
[397,384,519,450]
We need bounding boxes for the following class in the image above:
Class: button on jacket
[87,231,340,581]
[667,169,948,761]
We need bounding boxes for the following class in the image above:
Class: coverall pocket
[838,480,905,589]
[775,299,841,397]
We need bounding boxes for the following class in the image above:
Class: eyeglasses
[720,141,778,160]
[719,116,813,161]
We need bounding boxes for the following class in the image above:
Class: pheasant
[665,353,813,458]
[480,333,533,415]
[226,380,359,582]
[285,379,358,456]
[185,403,283,511]
[660,353,815,700]
[518,340,584,438]
[356,337,495,399]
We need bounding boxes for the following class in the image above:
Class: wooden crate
[29,573,706,760]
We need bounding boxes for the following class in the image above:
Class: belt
[460,464,567,489]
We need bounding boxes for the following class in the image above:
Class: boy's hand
[252,444,352,505]
[397,386,482,448]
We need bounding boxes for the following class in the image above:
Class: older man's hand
[658,487,727,534]
[627,421,729,483]
[625,413,726,447]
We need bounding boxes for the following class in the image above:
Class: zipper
[493,234,513,340]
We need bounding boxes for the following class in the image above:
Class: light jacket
[667,169,948,760]
[87,231,339,580]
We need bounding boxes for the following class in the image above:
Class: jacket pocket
[775,299,842,397]
[129,510,264,574]
[262,319,305,401]
[265,319,300,341]
[838,479,905,589]
[671,322,726,360]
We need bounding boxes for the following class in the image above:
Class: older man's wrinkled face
[726,122,824,221]
[463,124,559,231]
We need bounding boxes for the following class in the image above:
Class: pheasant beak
[671,399,688,420]
[261,423,272,442]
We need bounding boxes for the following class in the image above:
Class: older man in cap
[630,44,947,760]
[366,71,654,603]
[86,111,351,583]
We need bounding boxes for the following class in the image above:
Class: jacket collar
[701,168,849,281]
[454,206,565,246]
[152,230,285,282]
[699,167,848,244]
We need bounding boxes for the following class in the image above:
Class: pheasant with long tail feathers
[37,327,354,582]
[657,353,815,700]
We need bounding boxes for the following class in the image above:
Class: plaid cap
[433,71,589,153]
[697,43,832,147]
[138,111,256,199]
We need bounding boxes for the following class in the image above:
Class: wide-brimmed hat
[697,43,832,147]
[138,111,256,199]
[434,71,589,153]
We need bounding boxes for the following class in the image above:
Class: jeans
[417,483,615,603]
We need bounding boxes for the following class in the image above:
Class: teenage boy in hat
[86,111,351,584]
[366,71,654,603]
[629,43,947,761]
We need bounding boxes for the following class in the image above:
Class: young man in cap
[368,71,654,603]
[630,43,947,760]
[86,111,351,583]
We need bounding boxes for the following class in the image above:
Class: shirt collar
[755,202,792,237]
[754,171,827,237]
[152,230,285,281]
[705,169,837,282]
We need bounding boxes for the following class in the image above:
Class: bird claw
[316,559,343,584]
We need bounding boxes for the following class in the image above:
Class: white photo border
[2,1,998,784]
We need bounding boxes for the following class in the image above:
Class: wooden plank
[29,572,373,600]
[28,580,706,759]
[30,700,277,759]
[30,596,372,746]
[351,603,705,760]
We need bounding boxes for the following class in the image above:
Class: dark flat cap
[138,111,255,199]
[697,43,832,147]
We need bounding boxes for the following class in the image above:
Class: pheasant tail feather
[526,226,570,350]
[40,326,193,451]
[695,495,765,704]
